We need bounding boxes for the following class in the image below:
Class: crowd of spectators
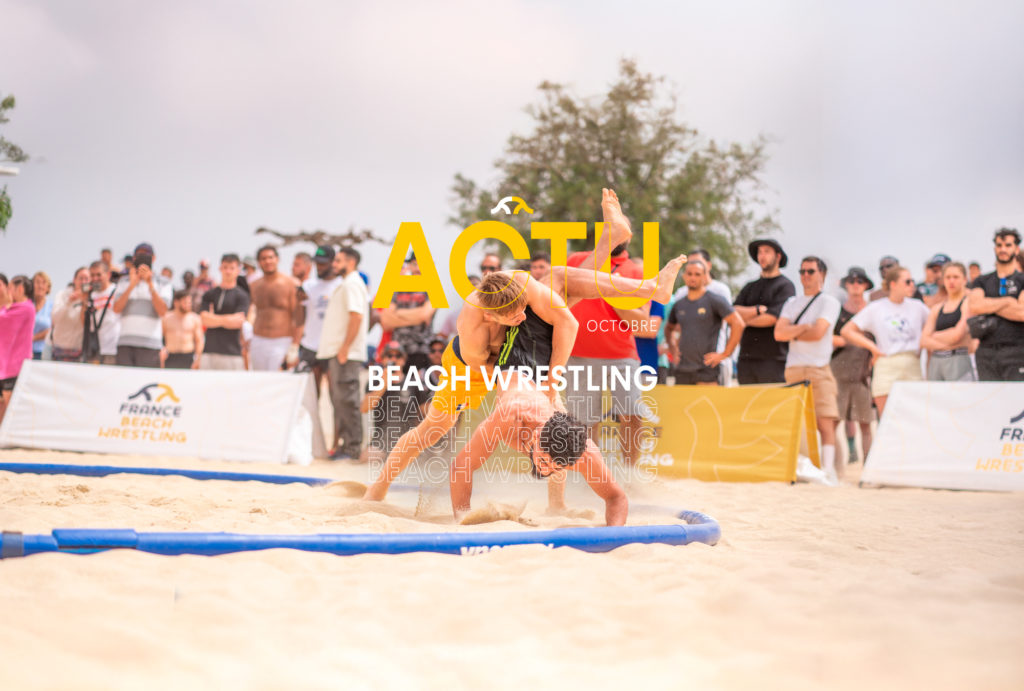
[2,227,1023,476]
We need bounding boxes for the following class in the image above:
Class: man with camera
[111,243,173,368]
[82,261,120,365]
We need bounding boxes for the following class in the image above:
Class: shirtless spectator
[100,248,122,280]
[112,243,173,368]
[162,291,203,369]
[249,245,300,370]
[199,254,250,371]
[84,261,120,365]
[380,255,435,372]
[295,246,342,393]
[292,252,312,284]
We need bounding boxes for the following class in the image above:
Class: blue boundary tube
[0,511,719,559]
[0,462,333,487]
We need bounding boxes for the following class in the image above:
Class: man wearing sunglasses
[775,257,843,484]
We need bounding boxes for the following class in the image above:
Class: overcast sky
[2,0,1023,298]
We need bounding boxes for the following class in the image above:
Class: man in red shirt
[565,244,658,465]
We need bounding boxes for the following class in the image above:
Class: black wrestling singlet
[495,306,554,370]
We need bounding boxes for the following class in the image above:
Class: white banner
[862,381,1024,491]
[0,361,310,464]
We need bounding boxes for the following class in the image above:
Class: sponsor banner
[862,381,1024,491]
[0,361,308,464]
[627,384,815,482]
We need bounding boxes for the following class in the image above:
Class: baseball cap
[134,242,154,256]
[878,255,899,270]
[380,341,406,356]
[199,258,210,269]
[314,245,336,263]
[926,253,951,268]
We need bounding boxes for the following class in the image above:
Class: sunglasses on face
[480,265,500,272]
[430,346,445,353]
[902,278,915,285]
[798,268,818,275]
[848,278,867,285]
[381,351,403,359]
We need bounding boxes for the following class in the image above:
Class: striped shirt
[113,276,173,350]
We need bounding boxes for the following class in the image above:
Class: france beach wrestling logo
[97,382,187,444]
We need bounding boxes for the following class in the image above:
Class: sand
[1,447,1023,690]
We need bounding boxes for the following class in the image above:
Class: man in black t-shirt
[199,254,251,370]
[732,239,796,384]
[968,228,1024,381]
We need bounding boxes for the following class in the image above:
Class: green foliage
[0,93,29,232]
[1,94,29,164]
[450,60,778,285]
[0,186,10,231]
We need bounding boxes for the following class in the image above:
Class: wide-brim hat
[748,239,788,268]
[840,266,874,290]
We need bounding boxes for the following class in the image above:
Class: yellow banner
[630,384,816,482]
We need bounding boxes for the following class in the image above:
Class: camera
[83,282,96,293]
[134,253,153,268]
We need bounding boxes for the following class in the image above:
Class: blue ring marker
[0,462,435,494]
[0,462,333,486]
[0,511,719,559]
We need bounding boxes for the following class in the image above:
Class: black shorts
[737,358,786,385]
[164,352,195,369]
[296,345,330,373]
[673,368,720,385]
[976,344,1024,382]
[0,377,16,392]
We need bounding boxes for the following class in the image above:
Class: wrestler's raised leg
[364,405,461,501]
[572,188,633,272]
[548,254,687,306]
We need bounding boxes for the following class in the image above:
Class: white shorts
[250,335,292,371]
[871,351,923,398]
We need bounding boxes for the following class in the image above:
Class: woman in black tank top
[921,262,975,381]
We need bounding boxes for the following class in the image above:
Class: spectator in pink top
[0,274,37,425]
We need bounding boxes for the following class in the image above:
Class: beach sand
[1,447,1023,690]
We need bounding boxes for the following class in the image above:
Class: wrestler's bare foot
[653,254,687,303]
[601,188,633,247]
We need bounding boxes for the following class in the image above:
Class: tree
[450,60,777,285]
[1,93,30,232]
